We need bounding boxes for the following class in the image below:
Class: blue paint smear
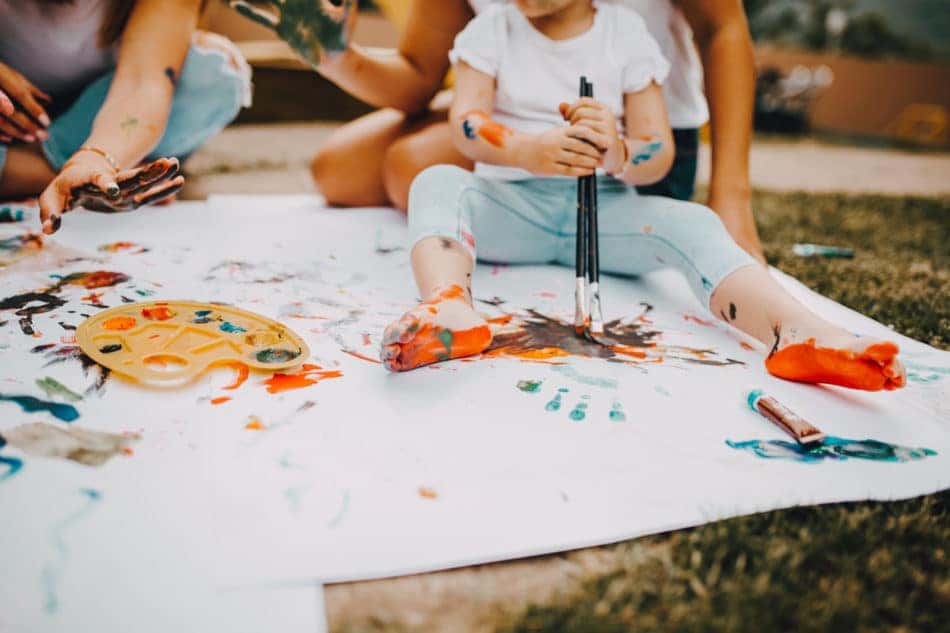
[0,454,24,482]
[219,321,246,334]
[545,393,562,412]
[551,365,618,389]
[726,436,937,463]
[0,394,79,422]
[42,488,101,613]
[905,363,950,384]
[193,309,214,324]
[462,119,477,140]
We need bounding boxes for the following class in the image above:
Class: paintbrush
[583,78,605,337]
[747,389,826,445]
[574,76,590,335]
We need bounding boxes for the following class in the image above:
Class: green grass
[500,191,950,633]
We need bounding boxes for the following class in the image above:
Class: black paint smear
[164,67,177,85]
[477,296,506,307]
[120,296,135,303]
[36,345,111,395]
[81,303,109,310]
[31,343,56,353]
[769,324,782,358]
[0,291,68,335]
[729,302,737,321]
[99,344,122,354]
[58,322,76,331]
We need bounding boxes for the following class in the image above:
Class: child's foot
[381,285,492,372]
[766,330,906,391]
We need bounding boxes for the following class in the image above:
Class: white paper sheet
[1,196,947,602]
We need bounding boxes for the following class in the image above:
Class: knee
[382,134,446,211]
[407,165,470,211]
[179,31,252,110]
[310,142,357,206]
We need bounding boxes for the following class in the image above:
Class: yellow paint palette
[76,301,310,386]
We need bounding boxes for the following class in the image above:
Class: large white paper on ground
[1,196,947,603]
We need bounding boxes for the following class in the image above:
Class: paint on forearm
[631,136,663,166]
[164,67,177,86]
[119,116,139,138]
[460,110,513,148]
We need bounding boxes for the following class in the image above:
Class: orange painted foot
[381,286,492,372]
[766,338,905,391]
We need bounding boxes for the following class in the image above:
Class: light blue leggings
[0,38,250,176]
[408,165,757,307]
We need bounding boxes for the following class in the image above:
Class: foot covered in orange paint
[381,285,492,372]
[766,334,906,391]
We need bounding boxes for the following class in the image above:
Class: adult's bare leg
[0,144,56,200]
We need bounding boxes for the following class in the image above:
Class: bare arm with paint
[561,84,674,186]
[450,62,600,177]
[39,0,198,232]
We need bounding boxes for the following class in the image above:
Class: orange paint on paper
[82,292,104,306]
[102,316,136,331]
[482,346,570,362]
[684,314,715,327]
[210,396,231,405]
[142,304,176,320]
[361,333,372,346]
[418,486,438,500]
[486,315,513,325]
[74,271,129,289]
[262,364,343,394]
[766,339,904,391]
[222,362,249,390]
[342,349,382,364]
[245,417,265,430]
[121,447,134,456]
[610,344,647,359]
[740,341,755,351]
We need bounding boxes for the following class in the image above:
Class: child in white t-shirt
[380,0,905,393]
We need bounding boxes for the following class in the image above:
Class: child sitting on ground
[380,0,904,392]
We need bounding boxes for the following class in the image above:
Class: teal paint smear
[437,329,453,354]
[0,394,79,422]
[609,401,627,422]
[569,402,588,421]
[545,393,563,412]
[256,348,300,363]
[42,488,101,613]
[192,309,213,324]
[0,454,24,482]
[327,490,351,529]
[517,379,542,393]
[134,288,154,297]
[726,436,937,463]
[551,365,618,389]
[219,321,247,334]
[35,377,83,403]
[905,363,950,384]
[655,385,672,397]
[283,484,311,515]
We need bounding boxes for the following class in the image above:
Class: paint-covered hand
[0,61,52,144]
[559,97,623,173]
[39,156,183,234]
[228,0,357,68]
[522,126,602,177]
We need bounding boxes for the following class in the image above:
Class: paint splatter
[609,401,627,422]
[99,344,122,354]
[142,305,176,320]
[342,349,382,364]
[484,309,741,368]
[262,364,343,393]
[517,379,543,393]
[684,314,716,327]
[631,140,663,165]
[551,364,618,389]
[245,416,266,430]
[32,344,111,395]
[569,402,588,422]
[0,291,67,335]
[726,437,938,463]
[102,316,136,331]
[192,309,213,324]
[50,271,129,291]
[655,385,672,398]
[545,392,563,412]
[223,362,249,390]
[98,241,148,254]
[210,396,231,405]
[0,453,24,481]
[418,486,439,499]
[327,490,351,529]
[0,394,79,422]
[42,488,102,613]
[219,321,246,334]
[3,422,138,466]
[905,362,950,384]
[256,348,301,363]
[35,377,83,403]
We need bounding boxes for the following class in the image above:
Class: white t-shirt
[0,0,116,102]
[450,2,669,180]
[468,0,708,129]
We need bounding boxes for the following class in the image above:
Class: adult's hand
[229,0,357,68]
[0,61,51,144]
[39,155,183,234]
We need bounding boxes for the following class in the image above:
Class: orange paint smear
[486,315,513,326]
[343,349,382,364]
[482,346,570,362]
[418,486,438,500]
[222,362,249,390]
[262,363,343,394]
[142,304,176,320]
[74,271,128,289]
[478,121,513,148]
[210,396,231,405]
[102,316,136,331]
[610,344,648,359]
[684,314,715,327]
[390,323,492,371]
[121,447,134,456]
[245,417,265,430]
[740,341,755,351]
[82,292,104,306]
[361,333,372,346]
[766,339,904,391]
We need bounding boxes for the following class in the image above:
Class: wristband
[71,146,119,172]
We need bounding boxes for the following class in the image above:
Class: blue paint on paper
[0,394,79,422]
[42,488,102,613]
[726,436,937,463]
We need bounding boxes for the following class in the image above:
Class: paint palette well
[76,301,309,386]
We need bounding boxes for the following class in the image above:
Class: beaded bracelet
[71,145,119,172]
